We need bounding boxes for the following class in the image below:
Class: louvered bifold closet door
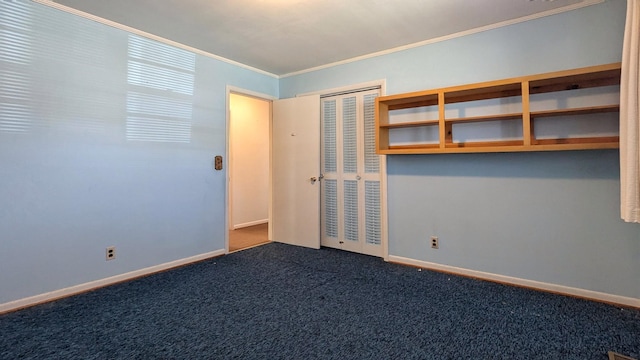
[341,96,359,246]
[320,89,382,257]
[321,99,339,244]
[362,93,382,251]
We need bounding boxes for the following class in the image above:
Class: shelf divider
[438,91,446,149]
[522,80,532,146]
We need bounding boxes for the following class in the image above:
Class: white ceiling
[48,0,597,76]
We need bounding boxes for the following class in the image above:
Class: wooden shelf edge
[533,136,619,146]
[378,91,439,111]
[445,82,523,104]
[387,143,440,150]
[531,105,619,118]
[378,140,619,155]
[446,113,522,124]
[527,62,621,82]
[381,120,439,129]
[380,105,616,129]
[528,63,622,94]
[388,100,439,111]
[446,140,524,148]
[529,142,619,152]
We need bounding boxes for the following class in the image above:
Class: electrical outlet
[430,236,439,249]
[106,246,116,261]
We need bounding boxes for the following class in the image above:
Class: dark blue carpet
[1,243,638,359]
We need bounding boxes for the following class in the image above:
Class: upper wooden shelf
[528,65,621,94]
[375,63,622,155]
[380,92,439,111]
[444,81,522,104]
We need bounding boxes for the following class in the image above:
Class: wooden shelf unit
[375,63,621,154]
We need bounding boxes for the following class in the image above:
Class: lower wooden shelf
[381,140,619,154]
[533,136,619,145]
[445,140,524,148]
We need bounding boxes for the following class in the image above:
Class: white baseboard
[0,249,226,314]
[388,255,640,309]
[233,219,268,229]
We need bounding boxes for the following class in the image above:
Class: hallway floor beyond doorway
[229,223,269,252]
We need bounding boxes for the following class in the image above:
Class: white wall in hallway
[230,94,270,229]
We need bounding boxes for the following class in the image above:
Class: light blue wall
[388,151,639,298]
[0,2,277,304]
[281,0,640,299]
[2,0,637,306]
[280,1,625,97]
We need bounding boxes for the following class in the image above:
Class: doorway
[225,84,386,258]
[228,92,271,252]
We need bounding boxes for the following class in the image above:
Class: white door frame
[225,86,277,254]
[297,79,389,261]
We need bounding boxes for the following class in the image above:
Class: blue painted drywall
[0,2,277,304]
[281,0,640,299]
[387,151,639,298]
[280,1,626,97]
[2,0,637,307]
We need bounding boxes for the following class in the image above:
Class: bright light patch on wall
[0,29,32,64]
[126,35,195,143]
[126,92,192,143]
[0,102,31,133]
[128,35,195,71]
[32,11,109,68]
[127,62,194,96]
[127,92,192,119]
[0,2,32,133]
[125,116,191,143]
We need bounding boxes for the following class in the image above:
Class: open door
[271,95,321,249]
